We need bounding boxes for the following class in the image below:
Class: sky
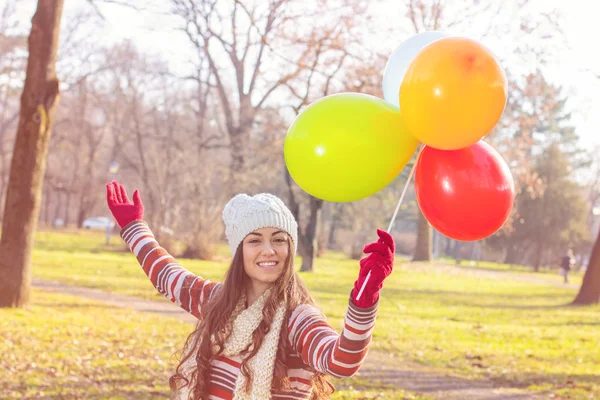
[12,0,600,153]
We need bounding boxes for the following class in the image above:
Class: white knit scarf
[174,288,286,400]
[221,289,286,399]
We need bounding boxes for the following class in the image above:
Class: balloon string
[387,159,418,233]
[355,149,420,302]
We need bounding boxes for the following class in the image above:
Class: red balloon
[414,141,515,241]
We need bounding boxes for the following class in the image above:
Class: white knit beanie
[222,193,298,256]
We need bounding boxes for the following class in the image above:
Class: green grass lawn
[0,289,425,399]
[3,229,599,399]
[1,290,189,399]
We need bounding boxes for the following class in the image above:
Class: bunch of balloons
[284,31,515,241]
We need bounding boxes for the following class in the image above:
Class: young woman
[106,181,395,399]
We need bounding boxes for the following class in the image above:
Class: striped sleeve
[287,296,378,378]
[120,220,222,319]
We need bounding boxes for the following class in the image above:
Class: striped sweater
[121,221,378,399]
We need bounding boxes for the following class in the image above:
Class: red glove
[106,181,144,229]
[351,229,395,308]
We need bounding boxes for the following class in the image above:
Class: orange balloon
[399,37,507,150]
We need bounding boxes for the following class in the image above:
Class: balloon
[284,93,420,202]
[382,31,449,108]
[400,37,507,150]
[414,141,514,241]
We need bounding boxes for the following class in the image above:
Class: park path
[32,277,553,400]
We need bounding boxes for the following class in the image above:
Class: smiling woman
[105,181,396,400]
[242,228,291,305]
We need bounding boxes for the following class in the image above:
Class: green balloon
[284,93,420,202]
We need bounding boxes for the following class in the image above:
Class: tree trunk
[62,189,70,226]
[533,239,543,272]
[76,206,86,229]
[327,210,338,249]
[284,166,325,272]
[229,129,248,188]
[412,209,431,261]
[504,243,523,265]
[469,242,477,260]
[0,0,64,308]
[453,240,464,264]
[573,229,600,305]
[43,185,51,225]
[76,176,95,228]
[444,236,453,256]
[432,228,439,258]
[300,196,323,272]
[56,190,65,226]
[0,114,7,223]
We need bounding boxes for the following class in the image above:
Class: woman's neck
[246,282,270,307]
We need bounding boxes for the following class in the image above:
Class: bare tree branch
[85,0,144,20]
[247,1,283,96]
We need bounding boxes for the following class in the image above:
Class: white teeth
[258,262,277,267]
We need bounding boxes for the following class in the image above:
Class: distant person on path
[560,249,575,284]
[105,180,395,400]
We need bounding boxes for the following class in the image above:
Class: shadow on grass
[386,287,567,297]
[341,363,549,399]
[452,264,546,275]
[352,367,497,391]
[383,288,493,298]
[490,372,600,391]
[6,380,169,400]
[541,321,600,326]
[35,302,120,310]
[379,288,579,312]
[349,354,598,398]
[460,303,570,310]
[384,287,569,300]
[16,391,169,400]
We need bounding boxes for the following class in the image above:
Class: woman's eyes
[248,237,287,244]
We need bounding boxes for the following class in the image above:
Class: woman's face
[242,227,290,289]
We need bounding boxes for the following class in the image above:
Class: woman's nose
[261,245,276,255]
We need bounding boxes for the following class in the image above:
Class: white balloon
[382,31,449,108]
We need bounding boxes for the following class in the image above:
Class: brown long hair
[169,237,334,399]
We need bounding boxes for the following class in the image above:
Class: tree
[44,78,108,228]
[486,71,589,267]
[573,231,600,304]
[0,0,28,221]
[169,0,370,269]
[401,0,507,261]
[282,7,368,271]
[170,0,303,183]
[504,145,589,270]
[400,0,499,261]
[573,149,600,305]
[400,0,564,262]
[413,207,432,261]
[0,0,64,307]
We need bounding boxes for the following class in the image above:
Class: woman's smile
[257,260,279,270]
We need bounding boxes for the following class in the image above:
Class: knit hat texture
[222,193,298,256]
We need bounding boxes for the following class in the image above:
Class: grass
[2,228,599,399]
[0,289,426,400]
[302,260,598,395]
[0,290,190,399]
